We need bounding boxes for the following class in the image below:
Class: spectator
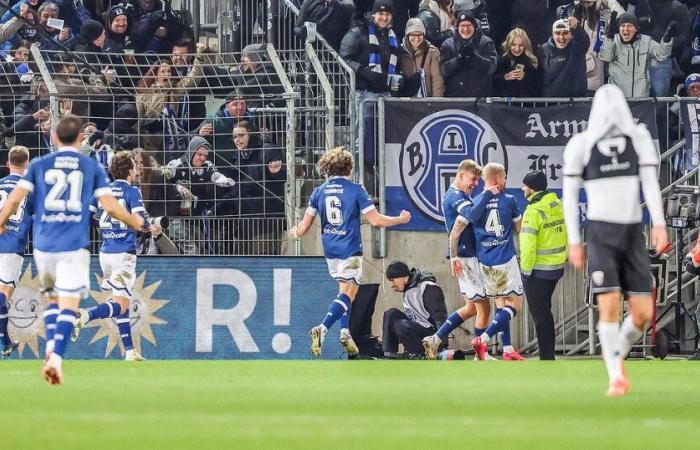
[13,100,51,159]
[72,19,109,66]
[598,13,673,98]
[230,43,285,109]
[128,0,185,53]
[415,0,453,49]
[79,121,113,167]
[440,11,497,97]
[483,0,512,50]
[197,91,259,151]
[0,40,34,116]
[0,0,42,25]
[454,0,491,37]
[1,10,39,51]
[132,147,180,218]
[103,4,134,54]
[294,0,355,51]
[494,27,541,97]
[558,0,625,95]
[0,4,33,48]
[399,18,444,97]
[391,0,419,39]
[383,261,448,358]
[36,2,74,50]
[636,0,689,97]
[510,0,558,46]
[103,103,140,153]
[51,56,110,119]
[538,17,589,97]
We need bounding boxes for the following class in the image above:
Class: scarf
[428,0,451,32]
[367,23,399,75]
[162,105,188,156]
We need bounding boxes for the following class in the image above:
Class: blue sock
[321,293,351,330]
[436,311,465,340]
[53,309,78,358]
[117,312,133,351]
[483,307,514,341]
[474,326,485,338]
[43,303,59,345]
[0,293,9,346]
[339,301,352,329]
[498,307,516,347]
[87,301,122,322]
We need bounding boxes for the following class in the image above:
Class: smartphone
[515,63,525,71]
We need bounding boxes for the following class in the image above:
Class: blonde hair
[8,145,29,166]
[502,28,538,69]
[457,159,482,175]
[318,146,354,177]
[482,162,505,181]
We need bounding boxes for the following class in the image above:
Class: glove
[88,130,104,146]
[215,176,236,188]
[360,66,387,89]
[662,20,678,43]
[607,11,617,40]
[459,41,475,59]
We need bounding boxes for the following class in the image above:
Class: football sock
[117,312,133,351]
[321,293,351,330]
[481,306,516,344]
[53,309,78,359]
[598,321,623,381]
[44,303,59,352]
[87,301,122,322]
[0,293,10,346]
[339,301,353,329]
[619,316,644,359]
[499,307,517,352]
[436,311,465,340]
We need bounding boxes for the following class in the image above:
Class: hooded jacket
[167,137,222,215]
[197,102,256,151]
[440,25,497,97]
[401,269,448,330]
[415,0,453,48]
[398,36,444,97]
[104,103,140,152]
[598,33,672,97]
[520,191,568,279]
[538,26,589,97]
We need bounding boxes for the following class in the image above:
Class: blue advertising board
[7,257,347,360]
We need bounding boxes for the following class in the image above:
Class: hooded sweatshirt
[401,269,448,330]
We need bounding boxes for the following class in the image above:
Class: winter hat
[372,0,394,15]
[405,18,426,36]
[685,73,700,92]
[455,11,478,28]
[552,19,569,33]
[80,19,105,42]
[523,170,548,192]
[107,5,128,26]
[386,261,410,279]
[617,12,639,29]
[226,90,245,103]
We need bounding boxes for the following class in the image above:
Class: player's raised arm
[99,194,144,231]
[0,185,30,234]
[458,185,499,222]
[364,208,411,228]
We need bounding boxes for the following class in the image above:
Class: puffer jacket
[339,18,397,93]
[538,26,590,97]
[398,37,444,97]
[440,28,497,97]
[598,33,672,97]
[415,0,453,48]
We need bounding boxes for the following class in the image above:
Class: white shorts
[33,248,90,299]
[480,255,523,298]
[99,252,137,298]
[0,253,23,287]
[326,256,363,285]
[456,257,487,301]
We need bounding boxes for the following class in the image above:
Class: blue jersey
[307,177,375,259]
[442,186,476,258]
[460,191,521,266]
[18,148,111,252]
[0,174,33,253]
[90,180,146,254]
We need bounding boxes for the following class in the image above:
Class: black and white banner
[383,99,659,231]
[680,99,700,169]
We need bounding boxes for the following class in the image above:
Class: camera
[148,216,169,230]
[665,185,700,229]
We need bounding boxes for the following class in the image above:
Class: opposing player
[71,151,159,361]
[0,146,33,357]
[563,85,667,396]
[462,163,525,360]
[422,159,495,359]
[289,147,410,357]
[0,117,144,384]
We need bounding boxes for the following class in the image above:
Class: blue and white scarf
[367,23,399,75]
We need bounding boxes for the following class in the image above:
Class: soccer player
[422,159,496,359]
[71,151,159,361]
[0,117,144,384]
[462,163,526,360]
[0,146,33,358]
[289,147,411,357]
[563,85,667,396]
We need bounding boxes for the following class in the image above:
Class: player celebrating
[462,163,525,360]
[0,117,144,384]
[0,146,33,358]
[289,147,410,357]
[563,85,667,397]
[422,159,495,359]
[71,151,159,361]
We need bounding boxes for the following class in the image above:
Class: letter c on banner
[480,141,508,172]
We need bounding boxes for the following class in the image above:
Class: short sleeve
[93,164,112,198]
[357,185,376,214]
[16,159,38,192]
[131,188,147,216]
[511,196,521,222]
[88,197,98,214]
[306,186,319,216]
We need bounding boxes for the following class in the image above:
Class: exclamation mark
[272,269,292,353]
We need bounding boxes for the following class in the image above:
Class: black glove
[607,11,618,40]
[88,130,104,145]
[685,256,700,276]
[662,20,678,43]
[459,41,475,59]
[360,66,387,89]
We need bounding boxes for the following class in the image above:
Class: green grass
[2,360,699,449]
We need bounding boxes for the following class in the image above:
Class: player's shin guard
[619,316,644,359]
[598,321,623,381]
[53,310,78,359]
[43,303,59,352]
[117,312,133,351]
[87,301,122,322]
[0,293,9,346]
[436,311,465,340]
[321,294,351,330]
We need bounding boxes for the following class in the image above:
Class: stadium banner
[680,99,700,169]
[382,99,659,231]
[8,257,346,360]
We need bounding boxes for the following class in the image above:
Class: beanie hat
[523,170,548,192]
[455,11,478,28]
[226,90,245,103]
[386,261,410,279]
[552,18,569,33]
[405,18,426,36]
[685,73,700,92]
[80,19,105,42]
[107,5,128,26]
[617,12,639,29]
[372,0,394,15]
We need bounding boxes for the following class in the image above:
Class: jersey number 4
[0,191,27,223]
[44,169,83,212]
[325,196,343,226]
[485,209,505,237]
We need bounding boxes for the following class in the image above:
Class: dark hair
[233,120,253,133]
[8,146,30,166]
[172,39,194,52]
[109,150,134,180]
[55,116,83,145]
[11,40,31,51]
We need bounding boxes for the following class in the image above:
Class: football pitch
[2,359,698,449]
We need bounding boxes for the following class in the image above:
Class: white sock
[619,316,644,359]
[45,339,55,354]
[503,345,515,353]
[598,321,623,382]
[480,333,491,344]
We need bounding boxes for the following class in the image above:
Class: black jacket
[128,0,185,52]
[440,29,497,97]
[493,53,542,97]
[103,103,140,152]
[510,0,559,46]
[339,18,396,93]
[415,6,452,48]
[636,0,690,58]
[538,26,589,97]
[294,0,355,51]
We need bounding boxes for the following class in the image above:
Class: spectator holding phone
[494,27,541,97]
